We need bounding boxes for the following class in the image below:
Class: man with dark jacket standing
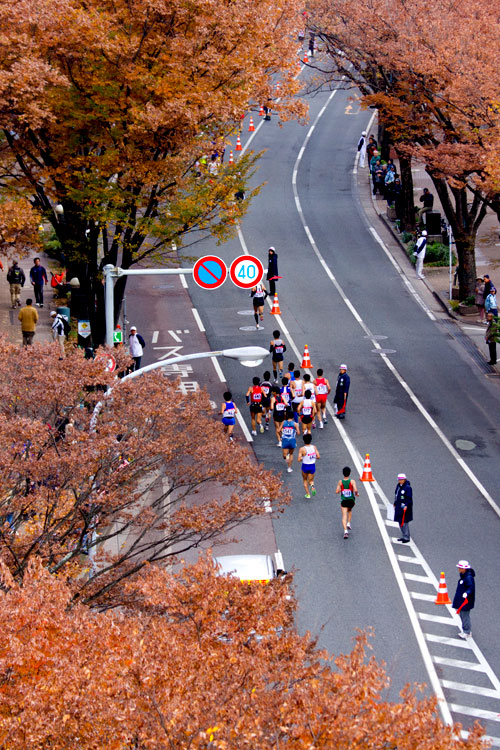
[334,364,350,419]
[394,473,413,543]
[29,257,48,307]
[453,560,475,639]
[266,247,279,297]
[7,260,25,308]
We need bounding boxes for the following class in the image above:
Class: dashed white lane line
[168,329,182,343]
[180,273,188,289]
[211,356,226,383]
[151,330,159,344]
[191,307,205,332]
[235,408,253,443]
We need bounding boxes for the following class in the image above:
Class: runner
[250,282,268,330]
[291,369,304,423]
[286,362,296,381]
[270,329,287,383]
[281,409,298,473]
[270,385,287,446]
[297,388,316,435]
[246,376,264,435]
[280,376,293,410]
[335,466,359,539]
[297,433,320,499]
[302,373,317,428]
[220,391,238,441]
[260,370,273,429]
[314,368,331,428]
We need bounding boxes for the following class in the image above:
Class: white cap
[130,326,137,331]
[362,130,367,136]
[456,560,471,569]
[397,473,407,480]
[339,363,347,370]
[421,230,428,236]
[50,311,56,317]
[269,246,275,252]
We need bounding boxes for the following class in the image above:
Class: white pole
[448,225,453,301]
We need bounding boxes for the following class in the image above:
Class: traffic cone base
[248,116,255,132]
[301,345,312,369]
[270,294,281,315]
[360,454,374,482]
[303,52,309,64]
[235,135,242,151]
[435,572,452,605]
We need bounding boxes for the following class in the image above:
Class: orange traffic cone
[259,104,265,117]
[248,116,255,132]
[235,135,242,151]
[434,572,452,605]
[270,294,281,315]
[228,151,234,165]
[360,454,375,482]
[303,51,309,64]
[301,344,312,369]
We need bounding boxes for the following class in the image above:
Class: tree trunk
[395,150,415,232]
[454,237,476,299]
[378,119,391,162]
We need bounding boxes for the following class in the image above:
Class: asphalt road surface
[125,81,500,740]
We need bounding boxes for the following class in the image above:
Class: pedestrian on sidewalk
[297,433,320,499]
[417,187,434,228]
[335,466,359,539]
[29,257,48,307]
[394,473,413,543]
[485,312,498,365]
[357,130,367,168]
[334,364,350,419]
[266,248,280,297]
[475,277,486,323]
[485,286,498,318]
[366,136,377,165]
[453,560,475,639]
[128,326,145,371]
[50,310,66,359]
[6,260,25,308]
[18,298,38,346]
[413,230,427,280]
[483,274,494,299]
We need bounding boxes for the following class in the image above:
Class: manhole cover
[455,439,476,451]
[239,325,264,332]
[372,348,397,354]
[364,335,388,340]
[237,310,255,316]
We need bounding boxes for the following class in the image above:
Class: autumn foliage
[0,556,488,749]
[0,339,288,606]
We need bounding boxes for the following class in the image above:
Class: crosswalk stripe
[442,680,500,700]
[451,704,500,722]
[418,612,456,625]
[425,634,471,649]
[433,656,486,673]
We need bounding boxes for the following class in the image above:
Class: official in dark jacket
[453,560,475,639]
[394,473,413,543]
[334,364,350,419]
[266,247,279,297]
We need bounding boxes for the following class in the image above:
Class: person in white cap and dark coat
[334,364,350,419]
[128,326,146,371]
[453,560,475,639]
[266,247,280,297]
[357,130,367,168]
[394,473,413,543]
[414,230,427,280]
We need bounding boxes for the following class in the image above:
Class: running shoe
[276,440,282,447]
[251,430,257,436]
[457,632,472,640]
[259,425,264,433]
[324,418,328,424]
[265,424,269,430]
[304,493,311,499]
[319,421,324,429]
[344,531,349,539]
[287,467,293,473]
[256,324,261,330]
[347,522,351,530]
[311,486,316,496]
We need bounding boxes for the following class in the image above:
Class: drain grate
[439,320,494,374]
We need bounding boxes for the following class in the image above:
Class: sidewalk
[0,250,62,345]
[360,159,500,374]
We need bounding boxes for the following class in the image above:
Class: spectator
[266,247,280,297]
[485,286,498,318]
[369,149,380,173]
[475,277,486,323]
[6,260,25,308]
[357,130,367,168]
[393,177,403,221]
[366,135,377,164]
[417,188,434,228]
[483,274,493,299]
[485,312,497,365]
[18,298,38,346]
[128,326,146,371]
[50,310,66,359]
[29,257,48,308]
[372,162,384,196]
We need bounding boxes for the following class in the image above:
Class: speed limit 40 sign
[229,255,264,289]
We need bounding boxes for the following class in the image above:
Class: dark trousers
[268,279,276,296]
[33,283,44,304]
[133,356,142,371]
[488,341,497,365]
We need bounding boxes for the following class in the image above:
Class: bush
[401,230,413,243]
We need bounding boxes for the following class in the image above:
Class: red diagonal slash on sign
[200,262,220,281]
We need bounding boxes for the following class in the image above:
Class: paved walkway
[0,250,62,345]
[362,156,499,373]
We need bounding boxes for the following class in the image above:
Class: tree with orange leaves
[0,339,289,607]
[0,555,488,748]
[0,0,306,341]
[307,0,500,298]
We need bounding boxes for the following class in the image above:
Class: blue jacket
[30,264,48,285]
[394,480,413,524]
[334,373,350,402]
[452,569,475,611]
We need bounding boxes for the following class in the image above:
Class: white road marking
[211,356,226,383]
[168,329,182,342]
[397,555,421,564]
[433,657,486,673]
[151,330,159,344]
[410,592,437,602]
[180,273,188,288]
[426,634,472,648]
[451,704,500,722]
[418,612,456,626]
[403,572,434,584]
[191,307,205,332]
[443,680,500,699]
[153,345,184,361]
[462,732,500,748]
[235,408,253,442]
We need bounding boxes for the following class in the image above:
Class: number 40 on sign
[229,255,264,289]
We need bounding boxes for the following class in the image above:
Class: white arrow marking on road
[168,329,182,342]
[153,345,184,361]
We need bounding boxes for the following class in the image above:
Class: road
[125,82,500,740]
